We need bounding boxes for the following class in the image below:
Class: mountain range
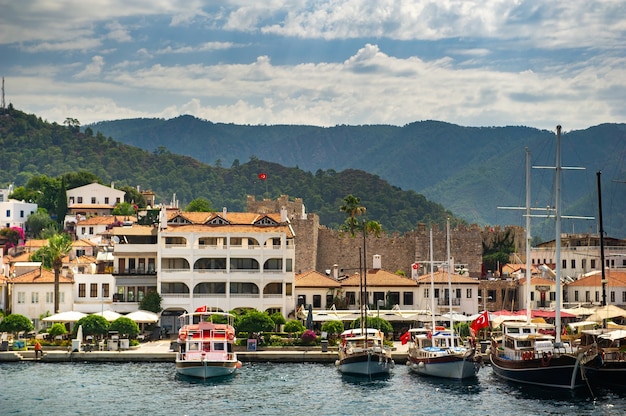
[90,117,626,240]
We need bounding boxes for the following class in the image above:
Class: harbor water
[1,361,625,415]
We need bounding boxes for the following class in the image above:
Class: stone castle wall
[248,195,513,278]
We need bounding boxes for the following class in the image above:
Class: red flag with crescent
[258,173,267,180]
[400,331,411,345]
[470,310,490,334]
[195,305,207,312]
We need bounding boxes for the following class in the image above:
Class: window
[46,292,53,303]
[466,288,472,298]
[105,197,109,204]
[403,291,413,306]
[76,249,86,257]
[424,288,429,298]
[20,210,24,218]
[18,292,25,304]
[623,291,626,303]
[116,197,121,203]
[550,292,555,301]
[591,259,596,269]
[78,197,83,203]
[286,258,293,272]
[313,294,322,308]
[326,294,334,308]
[434,288,440,298]
[91,197,96,203]
[530,291,534,301]
[373,292,385,304]
[562,259,567,269]
[285,283,292,296]
[5,209,10,217]
[582,259,586,269]
[574,290,579,301]
[346,291,356,305]
[297,295,306,306]
[585,291,590,302]
[31,292,39,304]
[78,283,86,298]
[610,291,615,303]
[89,227,94,234]
[60,293,65,304]
[595,291,599,302]
[571,259,576,269]
[90,283,98,297]
[81,227,86,234]
[388,292,400,305]
[102,283,110,298]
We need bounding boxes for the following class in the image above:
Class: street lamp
[377,299,384,320]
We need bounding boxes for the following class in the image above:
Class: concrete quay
[0,340,411,364]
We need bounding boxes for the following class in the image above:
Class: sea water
[1,362,624,415]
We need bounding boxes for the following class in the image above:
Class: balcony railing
[437,298,461,306]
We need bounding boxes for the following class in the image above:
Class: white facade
[414,270,480,316]
[67,182,125,210]
[72,272,116,314]
[0,199,37,229]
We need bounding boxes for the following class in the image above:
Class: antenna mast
[1,77,5,109]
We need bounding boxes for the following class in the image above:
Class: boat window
[508,327,520,334]
[522,328,533,334]
[516,340,531,348]
[213,343,225,351]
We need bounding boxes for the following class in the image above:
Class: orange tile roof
[341,269,418,287]
[568,270,626,287]
[415,270,479,285]
[77,216,135,225]
[72,239,98,247]
[295,270,342,288]
[10,268,73,283]
[24,239,48,250]
[8,252,32,262]
[519,276,555,286]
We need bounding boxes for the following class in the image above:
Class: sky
[2,1,626,131]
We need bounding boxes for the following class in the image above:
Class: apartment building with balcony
[155,208,296,333]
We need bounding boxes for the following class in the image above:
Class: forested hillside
[91,117,626,240]
[0,106,458,233]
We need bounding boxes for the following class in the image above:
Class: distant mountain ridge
[90,117,626,239]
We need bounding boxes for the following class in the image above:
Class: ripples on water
[1,362,625,415]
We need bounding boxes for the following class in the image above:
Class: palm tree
[339,194,367,237]
[33,233,72,313]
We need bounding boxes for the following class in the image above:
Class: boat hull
[336,351,394,377]
[585,362,626,389]
[489,353,587,389]
[407,354,479,380]
[176,359,239,379]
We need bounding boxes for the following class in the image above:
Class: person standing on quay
[34,341,42,359]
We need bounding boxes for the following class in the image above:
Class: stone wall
[248,195,510,278]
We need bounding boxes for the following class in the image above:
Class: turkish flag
[258,173,267,180]
[470,310,490,334]
[195,305,207,312]
[400,331,411,345]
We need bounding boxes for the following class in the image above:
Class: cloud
[75,56,106,79]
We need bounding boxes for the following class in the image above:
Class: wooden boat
[489,128,598,390]
[176,310,242,379]
[406,327,480,379]
[406,225,480,380]
[336,327,394,376]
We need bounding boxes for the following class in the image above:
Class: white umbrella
[588,305,626,323]
[92,310,122,322]
[125,310,159,323]
[43,311,87,322]
[76,325,83,342]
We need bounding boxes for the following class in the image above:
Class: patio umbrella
[43,311,87,322]
[588,305,626,323]
[306,304,313,329]
[126,310,159,323]
[76,325,83,342]
[92,310,122,322]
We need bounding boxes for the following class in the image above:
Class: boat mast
[447,219,454,334]
[597,171,607,317]
[525,148,532,323]
[555,125,563,344]
[430,228,436,331]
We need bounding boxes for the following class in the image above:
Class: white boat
[336,327,394,376]
[489,129,598,390]
[175,310,242,379]
[406,327,480,379]
[406,223,480,380]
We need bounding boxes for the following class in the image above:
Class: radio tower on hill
[1,77,5,109]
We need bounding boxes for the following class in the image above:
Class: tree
[55,177,68,229]
[185,197,214,212]
[119,185,147,208]
[48,323,67,339]
[0,226,24,249]
[320,320,344,338]
[235,310,275,333]
[0,314,34,335]
[269,312,286,331]
[339,194,367,237]
[112,202,136,216]
[31,233,72,313]
[139,291,163,313]
[25,209,56,239]
[350,317,393,335]
[75,315,109,339]
[283,319,305,334]
[109,317,140,338]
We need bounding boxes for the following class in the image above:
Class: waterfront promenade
[0,340,412,364]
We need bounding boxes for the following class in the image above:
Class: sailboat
[580,171,626,389]
[489,128,599,390]
[336,231,394,376]
[406,223,480,379]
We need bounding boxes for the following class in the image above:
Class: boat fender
[541,351,552,366]
[418,362,425,368]
[485,347,491,355]
[406,360,411,367]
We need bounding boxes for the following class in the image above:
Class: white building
[415,269,480,315]
[67,182,125,216]
[156,208,296,333]
[0,187,37,229]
